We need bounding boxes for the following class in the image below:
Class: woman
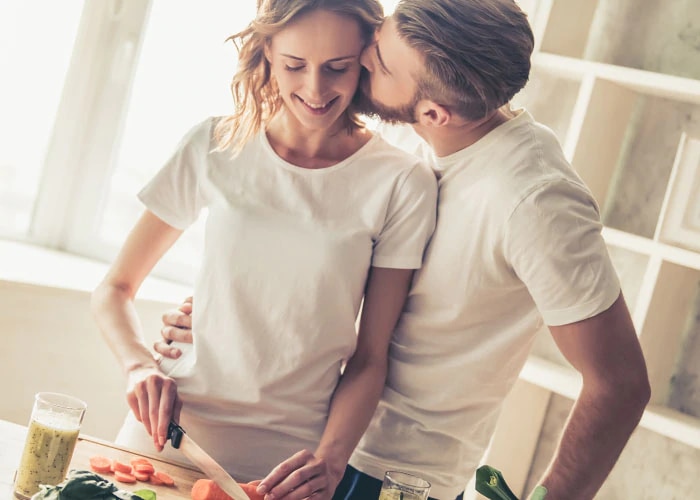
[91,1,437,498]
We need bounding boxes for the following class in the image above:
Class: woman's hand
[126,366,182,452]
[256,449,344,500]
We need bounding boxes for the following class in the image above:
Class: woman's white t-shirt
[117,117,437,480]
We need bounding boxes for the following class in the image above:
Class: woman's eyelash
[283,65,349,74]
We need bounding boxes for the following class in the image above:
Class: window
[95,1,251,283]
[0,1,83,237]
[2,0,397,286]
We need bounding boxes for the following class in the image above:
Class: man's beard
[353,69,419,125]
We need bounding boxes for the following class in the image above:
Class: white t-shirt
[349,110,621,499]
[119,117,437,480]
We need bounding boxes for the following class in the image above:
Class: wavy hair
[394,0,534,120]
[215,0,383,152]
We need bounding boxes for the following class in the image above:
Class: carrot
[133,470,152,482]
[114,470,137,483]
[191,479,233,500]
[89,455,113,474]
[112,460,133,474]
[134,462,156,475]
[153,470,175,486]
[149,474,165,486]
[130,457,154,468]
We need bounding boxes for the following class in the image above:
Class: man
[156,1,650,499]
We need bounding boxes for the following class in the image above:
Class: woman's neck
[265,111,371,169]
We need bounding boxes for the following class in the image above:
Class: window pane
[0,1,83,237]
[99,1,253,283]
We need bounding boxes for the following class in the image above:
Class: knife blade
[167,421,251,500]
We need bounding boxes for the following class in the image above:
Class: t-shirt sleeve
[372,161,438,269]
[503,179,621,326]
[137,118,214,230]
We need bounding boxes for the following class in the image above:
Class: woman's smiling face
[265,9,365,133]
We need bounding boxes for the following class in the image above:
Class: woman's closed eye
[283,64,351,74]
[326,64,350,74]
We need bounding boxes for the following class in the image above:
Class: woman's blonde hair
[215,0,383,152]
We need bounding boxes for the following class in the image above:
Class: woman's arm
[91,210,183,451]
[257,266,414,500]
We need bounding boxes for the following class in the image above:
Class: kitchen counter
[0,419,207,499]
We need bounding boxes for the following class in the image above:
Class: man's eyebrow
[280,54,358,62]
[375,42,392,75]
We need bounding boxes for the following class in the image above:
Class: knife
[167,421,251,500]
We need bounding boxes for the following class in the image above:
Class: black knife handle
[167,421,185,449]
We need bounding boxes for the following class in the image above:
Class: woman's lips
[296,95,338,115]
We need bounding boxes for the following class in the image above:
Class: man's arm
[156,296,193,359]
[531,292,650,499]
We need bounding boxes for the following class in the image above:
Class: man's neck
[416,108,513,157]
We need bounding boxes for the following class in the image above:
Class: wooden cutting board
[69,435,207,499]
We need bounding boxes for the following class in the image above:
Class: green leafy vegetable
[31,469,143,500]
[133,489,157,500]
[475,465,519,500]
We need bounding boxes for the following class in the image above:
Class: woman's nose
[306,69,326,99]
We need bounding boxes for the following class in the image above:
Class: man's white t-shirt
[116,117,437,481]
[350,110,621,499]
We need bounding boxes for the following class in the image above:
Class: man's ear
[415,100,451,128]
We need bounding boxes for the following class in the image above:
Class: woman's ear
[415,100,451,128]
[263,41,272,63]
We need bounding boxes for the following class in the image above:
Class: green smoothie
[378,488,426,500]
[13,411,80,499]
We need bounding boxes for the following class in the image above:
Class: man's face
[357,16,424,124]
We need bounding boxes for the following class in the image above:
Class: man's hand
[155,296,193,359]
[256,449,344,500]
[126,366,182,452]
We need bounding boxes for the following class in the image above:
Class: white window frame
[26,0,195,284]
[30,0,151,258]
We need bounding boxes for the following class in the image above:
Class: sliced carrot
[149,474,165,486]
[153,470,175,486]
[114,470,137,483]
[134,462,156,474]
[191,479,233,500]
[133,470,152,482]
[89,455,113,474]
[130,457,153,467]
[112,460,133,474]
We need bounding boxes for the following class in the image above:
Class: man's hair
[393,0,534,121]
[216,0,384,152]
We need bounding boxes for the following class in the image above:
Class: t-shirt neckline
[433,109,531,172]
[260,130,379,174]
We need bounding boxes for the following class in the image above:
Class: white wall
[2,280,175,440]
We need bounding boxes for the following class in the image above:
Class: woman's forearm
[91,282,158,375]
[315,355,387,474]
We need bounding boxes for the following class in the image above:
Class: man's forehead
[377,16,423,78]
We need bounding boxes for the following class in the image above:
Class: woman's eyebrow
[280,54,358,62]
